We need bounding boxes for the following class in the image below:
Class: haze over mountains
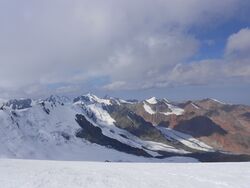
[0,93,250,162]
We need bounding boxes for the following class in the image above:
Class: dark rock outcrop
[5,99,32,110]
[75,114,152,157]
[174,116,227,137]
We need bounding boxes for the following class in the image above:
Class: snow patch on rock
[145,97,158,104]
[162,102,184,116]
[143,102,156,114]
[158,127,214,152]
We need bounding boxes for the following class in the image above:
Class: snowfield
[0,159,249,188]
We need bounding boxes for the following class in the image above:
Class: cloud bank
[0,0,249,98]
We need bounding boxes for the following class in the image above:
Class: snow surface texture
[0,159,249,188]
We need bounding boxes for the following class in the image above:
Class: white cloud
[226,28,250,58]
[167,60,224,85]
[0,0,247,97]
[224,28,250,78]
[104,32,199,90]
[103,81,126,91]
[166,27,250,86]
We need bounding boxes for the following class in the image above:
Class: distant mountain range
[0,94,250,162]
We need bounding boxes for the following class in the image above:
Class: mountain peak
[4,98,33,110]
[46,95,71,104]
[210,98,225,104]
[145,97,158,104]
[74,93,111,105]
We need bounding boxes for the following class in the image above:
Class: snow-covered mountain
[0,94,250,162]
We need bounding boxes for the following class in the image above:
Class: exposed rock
[5,99,32,110]
[173,116,227,137]
[75,114,152,157]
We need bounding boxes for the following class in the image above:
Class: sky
[0,0,250,104]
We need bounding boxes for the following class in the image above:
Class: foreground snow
[0,159,249,188]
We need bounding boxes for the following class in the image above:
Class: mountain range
[0,94,250,162]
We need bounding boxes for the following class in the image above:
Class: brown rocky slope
[132,98,250,155]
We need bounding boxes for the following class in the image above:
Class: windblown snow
[0,159,249,188]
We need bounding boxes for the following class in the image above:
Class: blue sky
[192,18,250,60]
[0,0,250,104]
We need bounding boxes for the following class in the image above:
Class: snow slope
[0,100,145,161]
[162,99,184,115]
[158,127,214,151]
[0,159,249,188]
[143,102,156,114]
